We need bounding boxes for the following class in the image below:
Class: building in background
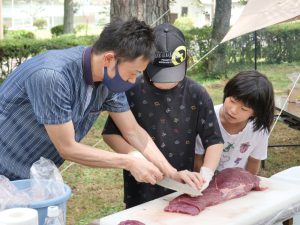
[2,0,244,31]
[170,0,244,27]
[2,0,110,30]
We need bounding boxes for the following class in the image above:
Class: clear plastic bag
[30,157,65,201]
[0,175,31,210]
[0,158,65,211]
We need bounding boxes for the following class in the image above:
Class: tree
[110,0,170,26]
[63,0,74,34]
[208,0,231,77]
[0,0,3,39]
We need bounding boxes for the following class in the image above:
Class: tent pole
[254,31,257,70]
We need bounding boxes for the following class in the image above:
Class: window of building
[181,7,188,16]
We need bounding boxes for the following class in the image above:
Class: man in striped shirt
[0,18,203,191]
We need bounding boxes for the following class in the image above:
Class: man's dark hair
[93,18,155,62]
[223,70,275,132]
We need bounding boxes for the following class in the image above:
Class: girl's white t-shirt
[195,104,268,171]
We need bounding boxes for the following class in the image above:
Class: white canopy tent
[187,0,300,71]
[221,0,300,43]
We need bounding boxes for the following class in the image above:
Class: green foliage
[226,22,300,65]
[43,35,97,49]
[184,22,300,78]
[184,26,212,58]
[75,24,88,34]
[262,23,300,64]
[0,38,44,79]
[174,16,195,31]
[3,25,8,36]
[183,26,212,75]
[0,35,97,79]
[33,18,48,30]
[51,25,64,37]
[1,22,299,81]
[239,0,248,5]
[5,30,35,39]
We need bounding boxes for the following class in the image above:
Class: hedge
[1,22,299,80]
[183,22,300,72]
[0,35,96,80]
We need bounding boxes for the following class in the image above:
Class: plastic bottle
[44,206,64,225]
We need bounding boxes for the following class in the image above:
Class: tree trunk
[0,0,3,39]
[63,0,74,34]
[110,0,170,26]
[208,0,231,77]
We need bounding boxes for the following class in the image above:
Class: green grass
[62,61,300,225]
[188,61,300,105]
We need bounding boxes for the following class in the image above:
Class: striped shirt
[0,46,129,180]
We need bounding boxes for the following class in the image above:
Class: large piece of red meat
[164,167,264,215]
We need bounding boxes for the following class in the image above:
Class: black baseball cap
[146,23,187,83]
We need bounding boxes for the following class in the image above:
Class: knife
[157,177,203,196]
[129,150,203,196]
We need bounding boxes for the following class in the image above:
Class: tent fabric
[221,0,300,43]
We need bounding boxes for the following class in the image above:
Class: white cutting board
[92,177,300,225]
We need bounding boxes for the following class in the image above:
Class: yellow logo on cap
[172,46,186,66]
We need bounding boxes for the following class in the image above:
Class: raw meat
[164,167,264,215]
[118,220,145,225]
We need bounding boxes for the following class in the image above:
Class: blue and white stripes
[0,46,129,180]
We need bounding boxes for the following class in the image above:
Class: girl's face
[222,97,254,124]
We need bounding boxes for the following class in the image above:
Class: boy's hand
[199,166,214,192]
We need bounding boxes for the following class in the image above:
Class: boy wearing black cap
[102,23,224,208]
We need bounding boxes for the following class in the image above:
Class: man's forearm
[58,141,134,170]
[123,126,177,177]
[45,122,133,170]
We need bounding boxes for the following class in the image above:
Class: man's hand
[109,111,180,180]
[173,170,204,190]
[128,151,163,185]
[199,166,214,192]
[158,161,178,180]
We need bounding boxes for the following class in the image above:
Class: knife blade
[157,177,203,196]
[128,150,203,196]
